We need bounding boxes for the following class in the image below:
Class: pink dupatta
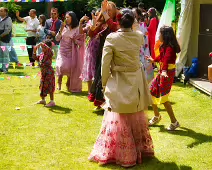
[69,28,86,92]
[56,27,86,92]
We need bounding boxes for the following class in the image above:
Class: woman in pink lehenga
[56,11,86,93]
[88,8,154,168]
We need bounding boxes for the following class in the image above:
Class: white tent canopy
[176,0,193,77]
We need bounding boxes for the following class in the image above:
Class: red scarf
[50,18,58,32]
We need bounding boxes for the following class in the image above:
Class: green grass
[13,23,28,37]
[0,57,212,170]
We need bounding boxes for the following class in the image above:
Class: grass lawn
[0,57,212,170]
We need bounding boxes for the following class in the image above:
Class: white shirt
[24,16,39,37]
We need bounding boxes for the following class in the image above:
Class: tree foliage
[0,2,21,13]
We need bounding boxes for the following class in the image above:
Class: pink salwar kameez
[56,27,85,92]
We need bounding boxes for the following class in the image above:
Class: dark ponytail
[119,8,135,28]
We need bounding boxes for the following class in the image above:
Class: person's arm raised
[16,11,25,22]
[79,15,89,34]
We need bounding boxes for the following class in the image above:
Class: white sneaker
[167,121,180,131]
[149,115,161,125]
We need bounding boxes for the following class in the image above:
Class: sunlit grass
[0,57,212,170]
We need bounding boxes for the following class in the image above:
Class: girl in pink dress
[33,40,55,107]
[56,11,86,93]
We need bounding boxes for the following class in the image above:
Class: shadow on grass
[173,81,185,87]
[102,157,192,170]
[9,66,24,70]
[48,105,72,114]
[92,109,104,116]
[152,125,212,148]
[148,102,176,112]
[59,90,88,97]
[6,71,26,76]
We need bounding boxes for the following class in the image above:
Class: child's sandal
[36,100,46,105]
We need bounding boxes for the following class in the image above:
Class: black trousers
[26,37,36,63]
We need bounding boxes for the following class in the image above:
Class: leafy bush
[0,2,21,13]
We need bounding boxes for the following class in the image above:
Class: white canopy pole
[176,0,193,77]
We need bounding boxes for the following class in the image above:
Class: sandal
[36,100,46,105]
[149,115,161,126]
[167,121,180,131]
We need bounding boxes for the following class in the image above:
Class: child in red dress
[146,26,181,130]
[33,40,56,107]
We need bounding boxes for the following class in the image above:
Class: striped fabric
[0,0,21,2]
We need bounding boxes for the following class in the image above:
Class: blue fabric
[187,58,198,77]
[9,47,19,63]
[184,58,199,78]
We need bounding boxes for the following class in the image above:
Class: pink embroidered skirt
[88,110,154,167]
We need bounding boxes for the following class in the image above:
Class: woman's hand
[161,71,168,78]
[101,0,108,13]
[80,15,89,25]
[59,22,66,33]
[60,21,66,33]
[91,13,97,26]
[61,21,66,28]
[145,56,154,63]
